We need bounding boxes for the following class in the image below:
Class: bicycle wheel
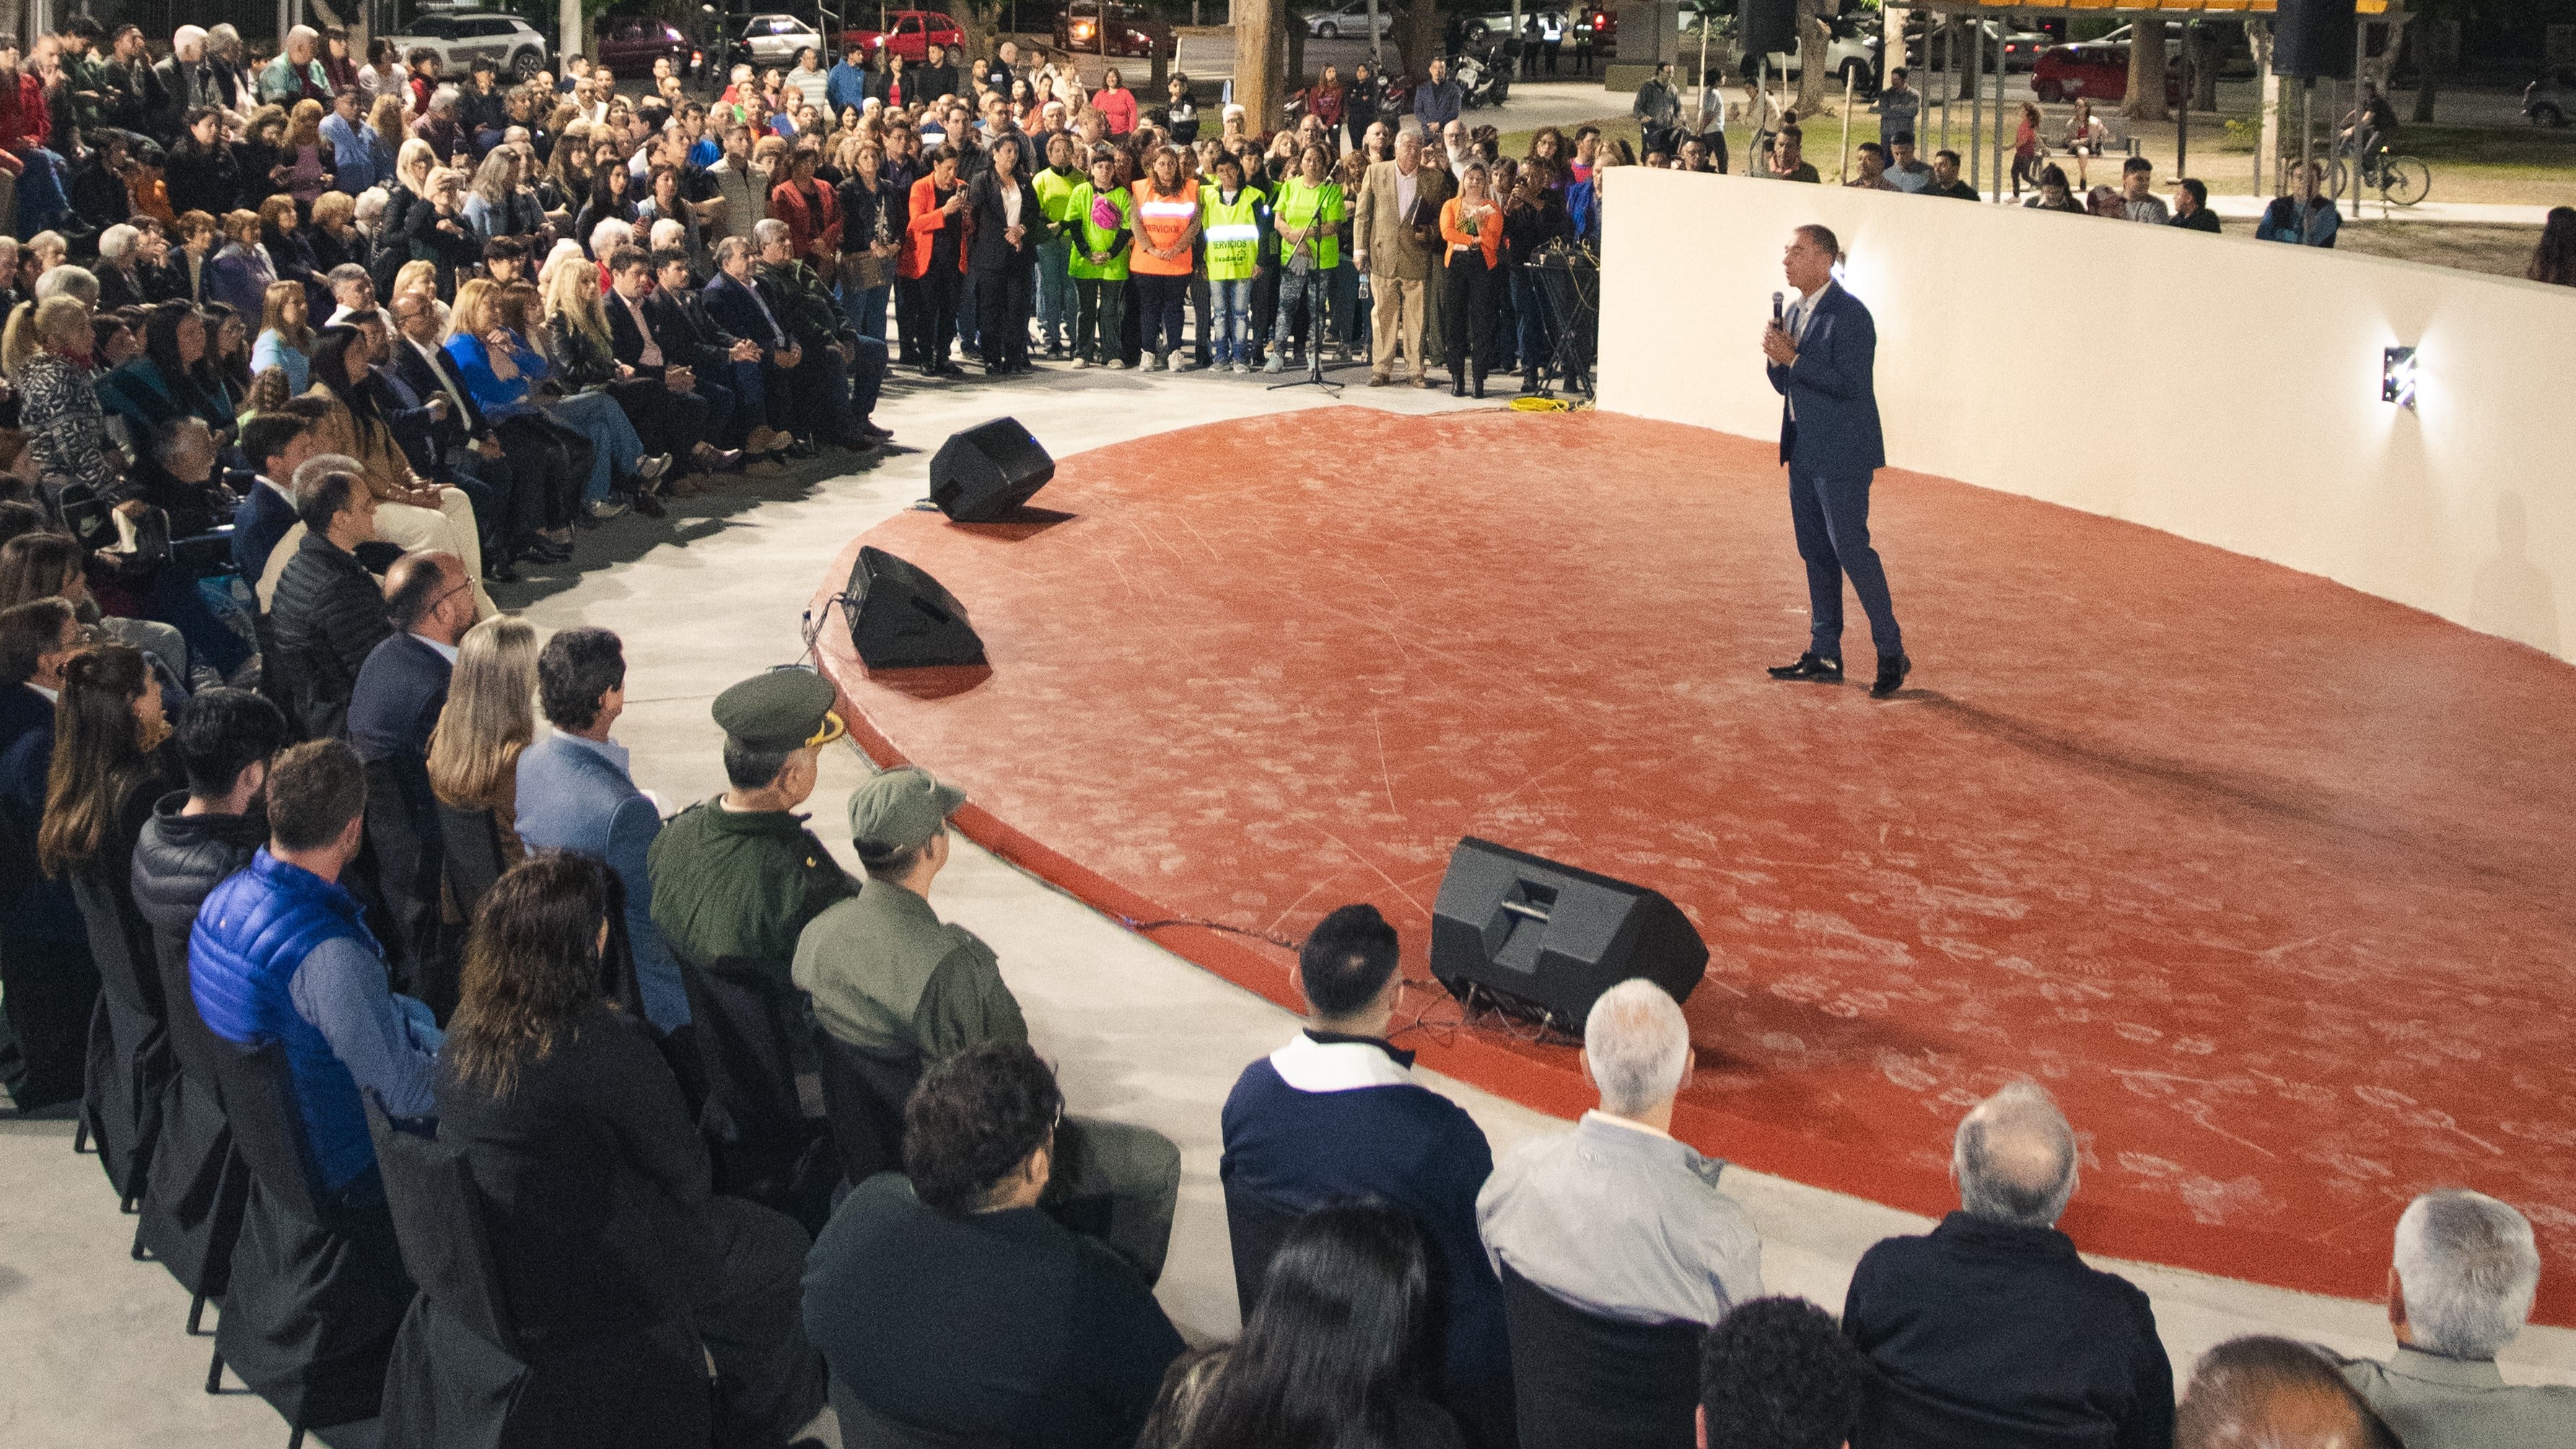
[2381,156,2431,206]
[2323,157,2351,200]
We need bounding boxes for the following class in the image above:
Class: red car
[841,9,965,63]
[2030,42,2181,106]
[594,14,698,76]
[1056,0,1157,60]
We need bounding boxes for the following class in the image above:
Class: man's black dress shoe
[482,556,518,584]
[1766,652,1843,683]
[1871,655,1912,698]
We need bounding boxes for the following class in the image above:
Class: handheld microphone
[1771,291,1784,323]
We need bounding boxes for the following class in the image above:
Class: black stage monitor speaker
[931,417,1055,522]
[844,546,986,669]
[1429,837,1708,1033]
[1740,0,1798,65]
[2274,0,2356,79]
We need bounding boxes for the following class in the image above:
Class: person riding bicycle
[2339,81,2399,166]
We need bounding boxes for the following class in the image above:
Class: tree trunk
[1795,0,1829,112]
[2189,27,2220,112]
[2124,26,2167,123]
[1391,0,1441,82]
[2408,5,2444,123]
[1148,19,1172,95]
[1234,0,1283,131]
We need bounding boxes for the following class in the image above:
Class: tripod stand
[1266,265,1369,395]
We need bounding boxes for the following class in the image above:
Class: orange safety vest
[1129,176,1199,276]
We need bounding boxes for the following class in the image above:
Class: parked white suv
[380,12,551,80]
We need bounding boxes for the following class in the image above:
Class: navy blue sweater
[1221,1033,1509,1409]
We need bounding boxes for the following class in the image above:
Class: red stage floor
[813,409,2576,1320]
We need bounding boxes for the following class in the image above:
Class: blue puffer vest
[190,849,384,1194]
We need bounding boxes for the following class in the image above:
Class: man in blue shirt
[1222,903,1512,1448]
[825,47,870,121]
[319,87,374,194]
[192,740,441,1197]
[516,626,691,1034]
[1414,56,1463,131]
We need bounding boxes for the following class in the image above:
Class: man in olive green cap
[649,666,859,1227]
[794,764,1183,1284]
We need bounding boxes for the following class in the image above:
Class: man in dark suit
[1762,223,1909,699]
[232,411,320,585]
[645,247,784,456]
[0,597,97,1111]
[701,235,829,456]
[603,244,737,468]
[387,289,577,572]
[346,551,472,1002]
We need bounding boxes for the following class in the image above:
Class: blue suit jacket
[347,634,452,766]
[702,272,790,359]
[232,480,299,583]
[1766,281,1887,475]
[515,732,690,1033]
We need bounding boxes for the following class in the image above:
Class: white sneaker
[1073,356,1095,369]
[1263,354,1284,375]
[1108,359,1131,370]
[1170,356,1193,372]
[1231,361,1249,375]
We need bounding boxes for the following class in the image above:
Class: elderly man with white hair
[1841,1080,2175,1449]
[2321,1188,2576,1448]
[259,24,333,107]
[1478,979,1760,1327]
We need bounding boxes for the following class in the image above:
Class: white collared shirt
[1581,1108,1673,1141]
[1267,1033,1414,1093]
[409,633,460,665]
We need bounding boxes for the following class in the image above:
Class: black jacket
[347,632,452,766]
[965,169,1040,273]
[403,201,483,297]
[389,334,488,455]
[435,1001,718,1343]
[1842,1214,2175,1449]
[270,530,392,741]
[699,271,791,360]
[164,141,241,218]
[641,284,740,375]
[130,791,267,1033]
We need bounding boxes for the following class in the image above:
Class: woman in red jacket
[767,141,843,269]
[899,144,971,377]
[1093,66,1137,138]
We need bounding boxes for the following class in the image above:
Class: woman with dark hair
[2529,206,2576,287]
[966,133,1039,375]
[1175,1204,1462,1449]
[99,300,233,442]
[233,105,292,210]
[303,324,496,614]
[572,160,640,255]
[167,108,245,218]
[38,641,180,1192]
[435,854,828,1448]
[201,302,253,400]
[2023,162,2086,214]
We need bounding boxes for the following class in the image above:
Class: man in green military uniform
[649,667,858,1227]
[794,764,1183,1284]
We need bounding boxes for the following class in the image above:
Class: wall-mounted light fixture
[2383,346,2418,410]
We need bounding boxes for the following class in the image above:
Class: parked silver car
[1305,0,1393,41]
[379,12,551,79]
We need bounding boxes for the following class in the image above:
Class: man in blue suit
[515,626,691,1035]
[229,411,320,585]
[1762,223,1910,699]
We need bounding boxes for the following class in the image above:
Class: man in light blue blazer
[1761,222,1910,699]
[515,626,691,1033]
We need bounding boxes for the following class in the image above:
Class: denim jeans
[839,274,889,342]
[13,148,69,235]
[542,391,644,504]
[1210,279,1253,364]
[1035,240,1073,351]
[1510,268,1556,382]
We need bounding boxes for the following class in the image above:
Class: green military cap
[847,765,967,854]
[711,668,846,753]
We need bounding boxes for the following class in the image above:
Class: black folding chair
[809,1023,919,1193]
[364,1092,714,1449]
[1497,1262,1701,1449]
[204,1035,412,1447]
[1221,1181,1302,1322]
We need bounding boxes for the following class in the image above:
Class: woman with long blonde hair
[251,279,314,393]
[428,615,538,875]
[283,97,330,205]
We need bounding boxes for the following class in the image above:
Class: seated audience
[267,465,391,740]
[1699,1297,1864,1449]
[1841,1080,2174,1449]
[2176,1336,2401,1449]
[132,687,289,1023]
[1222,902,1512,1448]
[434,854,827,1445]
[1479,977,1760,1328]
[2322,1188,2576,1448]
[804,1041,1186,1448]
[1170,1203,1466,1449]
[190,739,442,1199]
[424,613,536,890]
[514,626,691,1034]
[793,764,1183,1281]
[346,551,473,974]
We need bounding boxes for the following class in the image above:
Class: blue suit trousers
[1788,463,1903,662]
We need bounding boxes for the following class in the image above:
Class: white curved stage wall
[1595,169,2575,662]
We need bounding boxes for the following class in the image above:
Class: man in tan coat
[1352,130,1453,387]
